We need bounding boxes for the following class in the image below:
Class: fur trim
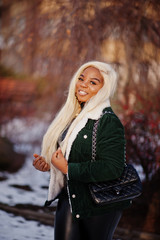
[48,166,64,201]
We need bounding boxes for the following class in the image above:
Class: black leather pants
[54,189,122,240]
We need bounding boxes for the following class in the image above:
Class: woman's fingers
[33,154,41,164]
[43,163,50,171]
[51,148,68,174]
[39,160,45,167]
[57,148,62,158]
[32,154,50,171]
[54,148,63,159]
[34,161,45,171]
[33,157,41,167]
[33,153,39,158]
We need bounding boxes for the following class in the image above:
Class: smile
[78,90,88,96]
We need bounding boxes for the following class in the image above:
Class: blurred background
[0,0,160,239]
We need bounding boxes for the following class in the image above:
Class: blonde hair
[41,61,117,164]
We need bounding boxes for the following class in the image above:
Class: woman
[33,61,131,240]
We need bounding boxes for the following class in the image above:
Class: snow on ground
[0,210,54,240]
[0,116,51,206]
[0,117,55,239]
[0,156,50,206]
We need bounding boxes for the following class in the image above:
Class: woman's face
[75,66,104,103]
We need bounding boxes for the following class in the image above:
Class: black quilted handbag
[88,111,142,205]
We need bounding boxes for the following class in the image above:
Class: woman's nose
[80,80,88,88]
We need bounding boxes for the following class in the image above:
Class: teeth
[79,90,87,96]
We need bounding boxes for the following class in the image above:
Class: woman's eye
[78,77,83,81]
[90,81,96,85]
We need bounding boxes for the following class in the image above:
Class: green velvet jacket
[67,107,131,219]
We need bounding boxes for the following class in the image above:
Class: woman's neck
[80,102,85,109]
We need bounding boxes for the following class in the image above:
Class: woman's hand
[33,154,50,172]
[51,148,68,174]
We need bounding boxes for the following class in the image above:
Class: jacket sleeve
[67,116,126,183]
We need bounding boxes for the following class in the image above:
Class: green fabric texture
[67,107,131,219]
